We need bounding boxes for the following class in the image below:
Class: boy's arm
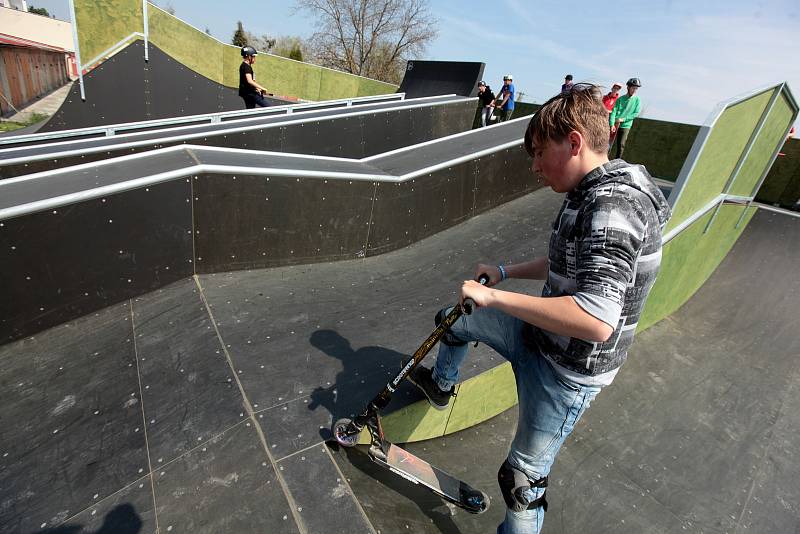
[245,73,268,93]
[629,97,641,120]
[463,285,613,342]
[464,191,646,343]
[609,99,619,126]
[466,259,613,341]
[476,257,549,286]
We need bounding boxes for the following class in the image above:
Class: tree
[295,0,438,84]
[288,44,304,62]
[246,32,276,53]
[271,36,308,62]
[232,21,248,47]
[28,6,50,16]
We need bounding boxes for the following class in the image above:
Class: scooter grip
[462,274,490,315]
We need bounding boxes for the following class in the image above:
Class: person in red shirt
[602,82,622,114]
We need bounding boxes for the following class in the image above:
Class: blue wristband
[498,264,508,281]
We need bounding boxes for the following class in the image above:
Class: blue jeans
[432,307,602,534]
[242,92,270,109]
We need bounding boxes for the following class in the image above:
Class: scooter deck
[369,442,489,513]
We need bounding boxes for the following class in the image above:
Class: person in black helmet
[561,74,574,93]
[477,81,496,127]
[609,77,642,158]
[239,46,271,109]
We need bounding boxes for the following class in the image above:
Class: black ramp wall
[397,60,485,98]
[0,179,194,343]
[0,98,476,178]
[38,40,286,133]
[0,118,533,342]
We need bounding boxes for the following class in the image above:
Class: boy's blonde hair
[524,84,609,155]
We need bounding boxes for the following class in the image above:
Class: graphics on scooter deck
[332,276,491,514]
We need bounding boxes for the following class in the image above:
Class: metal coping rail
[0,117,524,219]
[0,92,407,147]
[668,82,798,213]
[4,105,776,247]
[0,95,468,165]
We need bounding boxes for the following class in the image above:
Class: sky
[31,0,800,127]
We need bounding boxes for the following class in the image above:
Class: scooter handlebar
[462,274,490,315]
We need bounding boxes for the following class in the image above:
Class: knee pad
[434,308,467,347]
[497,460,548,513]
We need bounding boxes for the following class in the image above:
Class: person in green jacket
[609,78,642,159]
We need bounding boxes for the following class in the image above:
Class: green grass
[0,112,49,132]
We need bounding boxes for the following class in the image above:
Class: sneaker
[408,365,455,410]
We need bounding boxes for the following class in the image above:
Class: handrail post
[67,0,86,101]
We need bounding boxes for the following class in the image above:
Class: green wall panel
[638,204,756,331]
[444,362,517,435]
[76,1,395,102]
[320,69,361,101]
[147,6,224,83]
[76,0,142,64]
[357,76,398,97]
[623,119,700,181]
[757,137,800,208]
[667,89,774,233]
[221,45,242,88]
[729,92,795,197]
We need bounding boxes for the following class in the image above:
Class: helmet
[611,81,623,89]
[503,74,513,81]
[627,77,641,87]
[241,46,258,57]
[478,80,486,86]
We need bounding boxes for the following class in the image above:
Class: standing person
[602,82,623,114]
[609,78,642,159]
[239,46,271,109]
[409,84,670,534]
[561,74,574,93]
[495,74,516,122]
[477,81,496,127]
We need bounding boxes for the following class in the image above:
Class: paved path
[4,81,73,122]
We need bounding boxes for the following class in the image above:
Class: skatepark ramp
[37,41,290,133]
[0,116,532,343]
[0,82,798,532]
[397,60,485,98]
[0,93,406,149]
[0,95,476,178]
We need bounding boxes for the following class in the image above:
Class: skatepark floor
[1,188,799,533]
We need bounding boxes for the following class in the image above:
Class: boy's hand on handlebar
[475,263,502,286]
[461,279,494,310]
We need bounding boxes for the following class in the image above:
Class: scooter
[332,276,490,514]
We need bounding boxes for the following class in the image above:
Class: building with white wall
[0,4,73,51]
[0,1,28,11]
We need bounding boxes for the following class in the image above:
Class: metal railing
[0,92,405,147]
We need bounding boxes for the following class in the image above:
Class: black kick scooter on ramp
[332,276,491,514]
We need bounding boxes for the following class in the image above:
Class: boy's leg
[497,353,601,534]
[242,94,256,109]
[254,92,270,107]
[481,107,488,127]
[616,126,630,158]
[426,307,525,392]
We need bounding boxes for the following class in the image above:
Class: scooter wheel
[462,489,491,514]
[333,417,360,448]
